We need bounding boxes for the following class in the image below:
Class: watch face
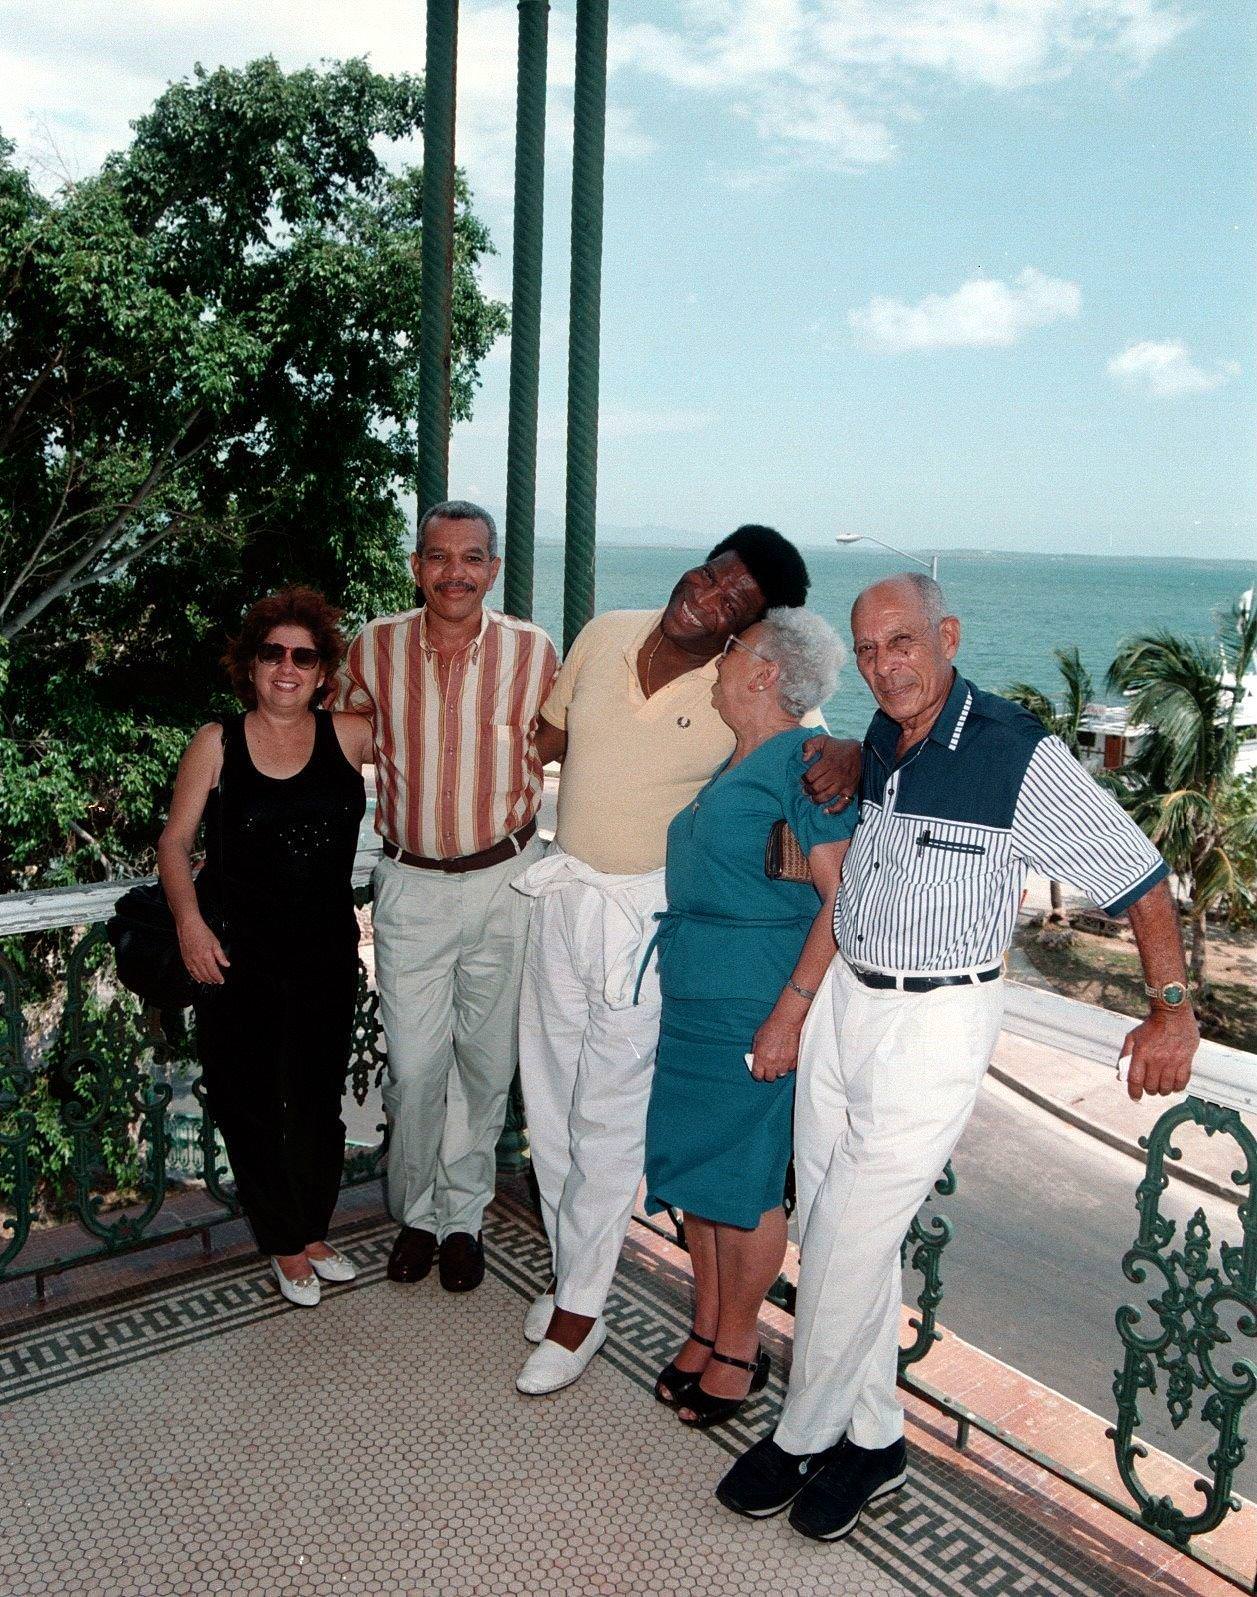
[1161,983,1187,1006]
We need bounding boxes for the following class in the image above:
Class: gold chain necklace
[643,630,666,696]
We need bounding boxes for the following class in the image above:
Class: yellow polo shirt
[544,609,822,875]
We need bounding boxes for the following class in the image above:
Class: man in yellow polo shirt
[512,525,859,1395]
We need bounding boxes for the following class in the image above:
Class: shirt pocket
[488,723,528,787]
[909,822,1000,885]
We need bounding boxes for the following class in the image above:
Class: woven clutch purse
[764,819,812,885]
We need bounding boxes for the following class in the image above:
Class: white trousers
[517,870,665,1319]
[370,834,544,1240]
[775,957,1005,1455]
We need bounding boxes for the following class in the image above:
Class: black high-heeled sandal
[654,1331,716,1406]
[676,1346,771,1429]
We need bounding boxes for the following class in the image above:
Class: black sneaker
[788,1436,907,1541]
[715,1434,846,1519]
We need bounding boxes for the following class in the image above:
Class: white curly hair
[755,607,845,718]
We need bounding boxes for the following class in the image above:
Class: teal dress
[643,727,858,1230]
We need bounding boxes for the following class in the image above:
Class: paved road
[918,1074,1256,1501]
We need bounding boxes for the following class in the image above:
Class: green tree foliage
[1107,603,1257,995]
[1005,645,1095,920]
[0,58,507,890]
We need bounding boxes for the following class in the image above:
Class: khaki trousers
[370,833,544,1240]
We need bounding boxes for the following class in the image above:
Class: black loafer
[438,1231,485,1293]
[788,1437,907,1541]
[387,1226,437,1283]
[715,1434,846,1519]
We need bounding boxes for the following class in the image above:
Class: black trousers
[195,943,357,1256]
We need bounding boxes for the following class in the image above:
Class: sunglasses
[255,642,322,670]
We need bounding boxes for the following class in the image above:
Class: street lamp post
[835,533,938,584]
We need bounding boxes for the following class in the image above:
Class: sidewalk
[994,971,1256,1200]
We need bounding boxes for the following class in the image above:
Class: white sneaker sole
[804,1473,906,1541]
[725,1485,809,1520]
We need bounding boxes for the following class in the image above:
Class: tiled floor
[0,1189,1233,1596]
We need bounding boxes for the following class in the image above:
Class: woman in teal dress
[643,607,855,1428]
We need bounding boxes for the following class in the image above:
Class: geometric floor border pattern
[0,1189,1148,1597]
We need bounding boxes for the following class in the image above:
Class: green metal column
[503,0,550,621]
[562,0,608,653]
[417,0,459,516]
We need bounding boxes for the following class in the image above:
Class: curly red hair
[222,586,347,708]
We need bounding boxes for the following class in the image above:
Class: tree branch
[0,446,82,622]
[63,519,180,594]
[0,345,63,455]
[68,820,118,876]
[0,411,206,641]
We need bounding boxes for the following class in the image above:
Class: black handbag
[106,727,228,1012]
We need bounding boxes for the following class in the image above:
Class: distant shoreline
[532,538,1254,568]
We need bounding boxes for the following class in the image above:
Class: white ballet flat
[270,1258,321,1308]
[523,1290,555,1344]
[307,1247,357,1283]
[516,1319,607,1396]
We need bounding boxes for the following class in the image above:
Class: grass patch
[1014,926,1257,1054]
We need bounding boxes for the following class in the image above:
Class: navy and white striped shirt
[835,672,1168,973]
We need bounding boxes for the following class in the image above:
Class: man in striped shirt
[718,572,1200,1541]
[333,501,557,1294]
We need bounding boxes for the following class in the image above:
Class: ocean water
[525,543,1256,740]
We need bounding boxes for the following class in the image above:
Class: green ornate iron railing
[1111,1096,1256,1550]
[632,1038,1255,1593]
[0,879,389,1296]
[1,871,1253,1588]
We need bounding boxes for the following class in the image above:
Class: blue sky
[1,0,1252,556]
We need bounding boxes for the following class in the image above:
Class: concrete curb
[986,1060,1240,1206]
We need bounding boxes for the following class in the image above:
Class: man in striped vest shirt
[717,571,1200,1541]
[333,501,558,1295]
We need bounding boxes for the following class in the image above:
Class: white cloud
[612,0,1190,174]
[0,0,1192,197]
[0,1,651,206]
[1106,340,1241,397]
[849,267,1081,352]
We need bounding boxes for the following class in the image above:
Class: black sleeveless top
[204,710,366,960]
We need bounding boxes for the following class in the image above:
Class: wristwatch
[1144,981,1189,1009]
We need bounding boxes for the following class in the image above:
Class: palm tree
[1006,646,1095,921]
[1107,602,1257,998]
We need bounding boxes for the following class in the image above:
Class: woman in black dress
[158,587,372,1306]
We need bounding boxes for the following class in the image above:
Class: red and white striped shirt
[333,607,558,860]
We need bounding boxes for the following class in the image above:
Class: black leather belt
[853,965,1002,993]
[383,819,537,874]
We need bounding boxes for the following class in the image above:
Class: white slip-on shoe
[271,1258,321,1308]
[523,1291,555,1344]
[308,1247,357,1284]
[516,1318,607,1396]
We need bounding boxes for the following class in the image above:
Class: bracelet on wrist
[787,978,817,1002]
